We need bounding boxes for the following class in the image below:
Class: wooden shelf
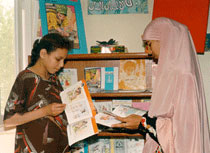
[90,90,152,98]
[66,52,152,60]
[63,52,151,140]
[97,132,144,138]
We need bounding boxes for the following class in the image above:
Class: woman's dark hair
[28,33,73,67]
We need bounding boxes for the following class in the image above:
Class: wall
[198,52,210,126]
[80,0,154,53]
[198,6,210,125]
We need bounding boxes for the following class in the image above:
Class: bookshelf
[64,52,152,137]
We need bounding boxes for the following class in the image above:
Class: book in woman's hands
[60,80,98,146]
[95,105,147,127]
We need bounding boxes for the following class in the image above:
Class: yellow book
[119,59,146,90]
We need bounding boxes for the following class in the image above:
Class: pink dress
[141,17,210,153]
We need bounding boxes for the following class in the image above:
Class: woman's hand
[44,103,66,116]
[111,114,142,130]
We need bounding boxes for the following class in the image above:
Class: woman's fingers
[111,114,142,129]
[111,122,127,128]
[114,116,127,122]
[45,103,66,116]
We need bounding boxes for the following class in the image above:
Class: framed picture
[39,0,88,54]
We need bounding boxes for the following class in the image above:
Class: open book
[95,105,147,127]
[60,80,99,146]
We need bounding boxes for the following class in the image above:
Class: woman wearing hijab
[112,17,210,153]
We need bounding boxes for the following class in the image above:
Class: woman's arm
[112,113,158,142]
[4,103,66,130]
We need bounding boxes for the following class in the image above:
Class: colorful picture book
[84,67,101,93]
[60,80,98,146]
[58,68,78,89]
[119,59,146,90]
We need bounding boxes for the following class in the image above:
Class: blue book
[101,67,118,90]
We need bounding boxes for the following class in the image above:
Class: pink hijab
[142,17,210,153]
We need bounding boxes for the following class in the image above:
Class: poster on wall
[88,0,148,15]
[39,0,88,54]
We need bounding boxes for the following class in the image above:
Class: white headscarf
[142,17,210,153]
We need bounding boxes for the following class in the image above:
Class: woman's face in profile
[145,40,160,60]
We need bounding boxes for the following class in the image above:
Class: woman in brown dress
[3,33,72,153]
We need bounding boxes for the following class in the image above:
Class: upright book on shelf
[101,67,119,91]
[84,67,101,93]
[119,59,146,90]
[60,80,98,146]
[58,68,78,89]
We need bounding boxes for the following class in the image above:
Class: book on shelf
[112,99,132,109]
[58,68,78,89]
[84,67,101,93]
[86,137,144,153]
[60,80,99,146]
[119,59,146,90]
[71,140,88,153]
[93,101,113,113]
[70,137,144,153]
[132,99,151,111]
[101,67,119,91]
[112,139,126,153]
[88,138,104,153]
[95,105,147,127]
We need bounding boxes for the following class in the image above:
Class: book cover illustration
[60,80,98,146]
[101,67,119,91]
[39,0,88,54]
[58,68,78,89]
[119,59,146,90]
[84,67,101,93]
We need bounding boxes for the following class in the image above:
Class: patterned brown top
[4,69,69,153]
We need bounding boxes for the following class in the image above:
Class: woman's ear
[40,49,47,58]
